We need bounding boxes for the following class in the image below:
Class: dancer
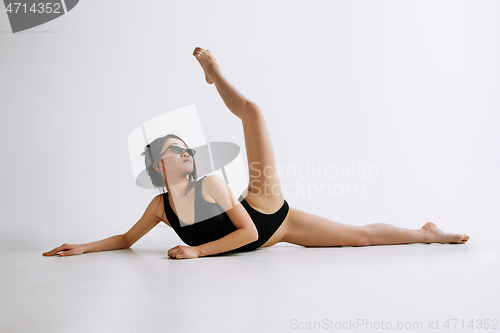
[43,47,469,259]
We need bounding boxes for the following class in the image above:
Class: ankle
[419,228,432,243]
[208,65,222,80]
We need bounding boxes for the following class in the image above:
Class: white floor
[1,231,498,333]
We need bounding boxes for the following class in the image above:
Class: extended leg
[193,47,284,209]
[281,208,470,247]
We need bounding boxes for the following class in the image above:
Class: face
[156,138,194,177]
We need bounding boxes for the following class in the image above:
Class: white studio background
[0,0,498,245]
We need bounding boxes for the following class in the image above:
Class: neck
[165,175,191,199]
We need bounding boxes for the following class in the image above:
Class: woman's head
[141,134,198,192]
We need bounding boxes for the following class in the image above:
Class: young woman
[43,47,469,260]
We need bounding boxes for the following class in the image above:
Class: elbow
[122,234,132,248]
[239,228,258,242]
[249,229,259,242]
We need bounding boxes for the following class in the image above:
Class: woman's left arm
[167,176,258,259]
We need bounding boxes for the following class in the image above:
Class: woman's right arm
[43,195,163,257]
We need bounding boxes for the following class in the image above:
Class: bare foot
[193,47,220,84]
[421,222,469,244]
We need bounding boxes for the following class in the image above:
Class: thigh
[280,207,371,247]
[240,103,283,209]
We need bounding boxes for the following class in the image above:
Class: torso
[155,181,218,227]
[154,182,291,248]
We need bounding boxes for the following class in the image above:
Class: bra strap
[163,192,180,229]
[195,176,208,202]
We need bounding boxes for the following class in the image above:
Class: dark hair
[141,134,198,198]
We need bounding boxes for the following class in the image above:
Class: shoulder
[201,175,236,209]
[202,174,225,187]
[201,175,228,193]
[152,193,164,205]
[200,175,229,201]
[196,175,224,204]
[150,193,166,218]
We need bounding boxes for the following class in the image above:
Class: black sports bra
[163,176,239,247]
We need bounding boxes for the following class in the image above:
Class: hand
[167,245,200,260]
[42,243,85,257]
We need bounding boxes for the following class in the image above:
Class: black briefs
[163,176,290,254]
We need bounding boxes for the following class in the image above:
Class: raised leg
[281,208,470,247]
[193,47,284,211]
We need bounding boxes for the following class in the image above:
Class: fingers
[167,245,182,259]
[43,244,69,256]
[169,252,185,259]
[167,246,197,260]
[167,246,175,258]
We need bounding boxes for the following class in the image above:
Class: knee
[356,227,372,247]
[244,100,261,111]
[243,101,263,117]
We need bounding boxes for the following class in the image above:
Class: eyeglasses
[160,145,196,157]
